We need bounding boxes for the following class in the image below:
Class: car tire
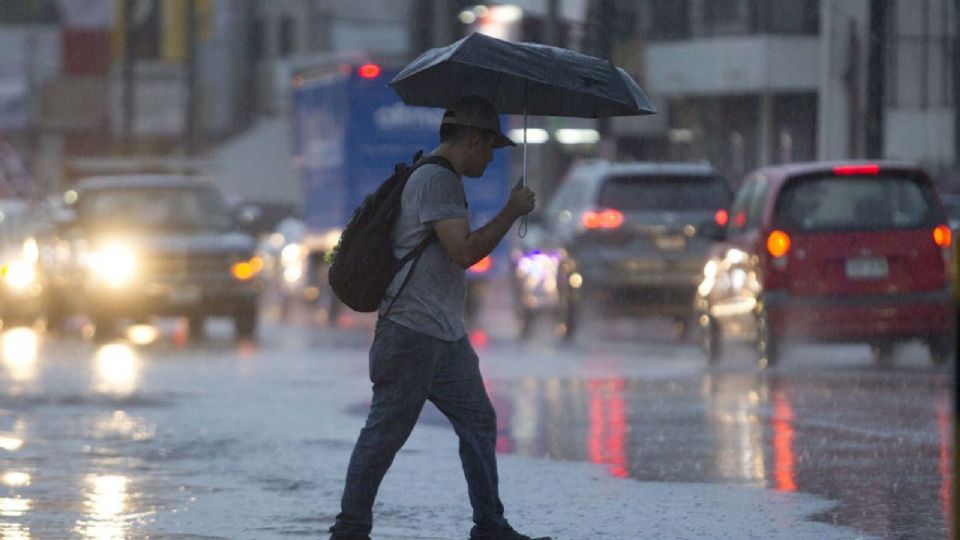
[279,294,293,322]
[45,295,69,334]
[559,292,579,341]
[93,314,117,340]
[927,335,951,366]
[188,316,206,339]
[699,313,722,364]
[326,289,341,327]
[870,342,895,367]
[234,300,258,339]
[756,307,779,368]
[518,307,536,341]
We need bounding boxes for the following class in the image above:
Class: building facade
[615,0,957,185]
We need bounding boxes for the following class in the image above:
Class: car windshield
[773,174,942,232]
[597,175,729,211]
[78,186,233,231]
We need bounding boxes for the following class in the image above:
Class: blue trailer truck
[282,59,511,324]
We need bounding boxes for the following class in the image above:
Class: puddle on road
[363,369,954,540]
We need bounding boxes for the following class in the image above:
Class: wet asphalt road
[0,301,951,539]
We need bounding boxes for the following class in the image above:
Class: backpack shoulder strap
[381,154,458,317]
[412,154,457,175]
[382,231,435,318]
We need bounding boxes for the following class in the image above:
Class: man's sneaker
[469,525,552,540]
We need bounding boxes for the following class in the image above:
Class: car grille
[139,254,234,279]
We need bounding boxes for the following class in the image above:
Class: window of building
[703,0,749,37]
[751,0,819,34]
[644,0,690,41]
[888,0,954,108]
[279,15,296,57]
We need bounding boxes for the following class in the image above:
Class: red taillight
[469,255,492,274]
[358,63,381,79]
[582,209,624,230]
[833,164,879,176]
[714,209,729,226]
[767,230,791,258]
[934,225,952,248]
[733,211,747,228]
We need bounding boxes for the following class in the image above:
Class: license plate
[654,235,686,250]
[845,257,889,279]
[169,286,201,304]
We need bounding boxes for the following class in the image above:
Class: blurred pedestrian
[329,96,549,540]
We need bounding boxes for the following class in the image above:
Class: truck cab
[281,59,511,325]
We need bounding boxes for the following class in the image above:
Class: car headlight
[87,243,138,287]
[2,260,36,290]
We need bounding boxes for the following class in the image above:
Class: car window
[773,174,942,232]
[79,186,233,231]
[596,174,729,211]
[546,179,574,223]
[727,178,758,233]
[745,180,768,229]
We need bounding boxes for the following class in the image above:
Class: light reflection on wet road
[0,315,950,539]
[454,362,952,539]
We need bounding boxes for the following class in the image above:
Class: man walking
[329,96,550,540]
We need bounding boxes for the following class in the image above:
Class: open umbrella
[390,32,657,183]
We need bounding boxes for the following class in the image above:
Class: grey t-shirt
[379,162,468,341]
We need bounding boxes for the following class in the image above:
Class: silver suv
[516,161,732,340]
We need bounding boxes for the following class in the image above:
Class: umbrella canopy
[390,32,656,118]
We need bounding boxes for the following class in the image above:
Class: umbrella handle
[518,82,528,238]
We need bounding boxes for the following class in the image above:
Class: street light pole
[121,0,135,155]
[185,0,198,156]
[865,0,887,159]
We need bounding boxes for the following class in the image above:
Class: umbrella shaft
[522,110,528,188]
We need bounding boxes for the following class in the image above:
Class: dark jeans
[330,318,507,538]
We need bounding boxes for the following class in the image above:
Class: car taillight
[766,230,791,258]
[582,209,624,229]
[833,164,879,176]
[933,225,952,248]
[469,255,492,274]
[733,211,747,228]
[357,63,381,79]
[714,209,729,226]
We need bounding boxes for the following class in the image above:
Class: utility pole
[544,0,561,46]
[865,0,887,159]
[410,0,433,56]
[586,0,616,157]
[121,0,135,155]
[954,0,960,169]
[185,0,198,156]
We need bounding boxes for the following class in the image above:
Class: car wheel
[699,313,722,364]
[93,314,117,340]
[45,296,69,334]
[756,307,779,368]
[326,289,341,327]
[234,300,258,339]
[518,307,536,341]
[870,342,895,367]
[188,316,206,339]
[559,291,579,341]
[927,335,951,366]
[279,294,293,321]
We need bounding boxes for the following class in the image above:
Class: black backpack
[328,151,456,313]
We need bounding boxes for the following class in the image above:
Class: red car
[694,161,953,367]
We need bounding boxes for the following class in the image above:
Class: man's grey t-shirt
[379,162,468,341]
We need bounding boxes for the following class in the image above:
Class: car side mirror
[233,205,261,229]
[697,219,726,242]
